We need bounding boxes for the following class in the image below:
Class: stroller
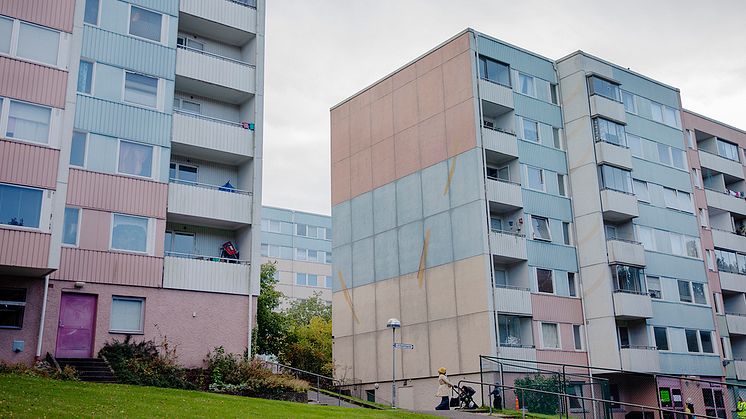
[220,241,239,262]
[450,385,478,410]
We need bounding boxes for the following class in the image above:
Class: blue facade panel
[612,67,680,108]
[526,241,578,272]
[263,207,294,222]
[522,190,573,221]
[626,115,686,149]
[636,205,700,236]
[651,301,715,329]
[476,35,557,83]
[645,252,708,283]
[75,95,172,147]
[261,231,293,247]
[659,353,724,377]
[518,140,567,175]
[631,158,693,192]
[514,95,562,128]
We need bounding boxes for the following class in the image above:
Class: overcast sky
[261,0,746,216]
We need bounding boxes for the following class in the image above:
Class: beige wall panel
[392,63,417,90]
[401,323,431,378]
[330,112,350,164]
[428,317,460,374]
[354,332,379,382]
[350,104,372,155]
[333,335,354,381]
[399,272,429,325]
[579,264,615,320]
[331,157,351,205]
[458,312,494,373]
[426,263,457,321]
[586,317,621,370]
[568,164,602,218]
[415,48,443,77]
[557,71,590,125]
[573,212,607,267]
[564,118,595,170]
[445,98,477,158]
[353,283,377,334]
[454,255,490,316]
[375,278,402,331]
[333,291,353,337]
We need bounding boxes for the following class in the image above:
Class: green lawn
[0,374,434,418]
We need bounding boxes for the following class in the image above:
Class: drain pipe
[35,275,50,359]
[248,291,254,357]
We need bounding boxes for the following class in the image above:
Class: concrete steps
[56,358,118,383]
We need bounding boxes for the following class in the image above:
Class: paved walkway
[306,390,359,408]
[415,409,499,418]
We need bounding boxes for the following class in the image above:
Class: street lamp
[387,318,401,408]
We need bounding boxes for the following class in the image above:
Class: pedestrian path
[306,389,360,408]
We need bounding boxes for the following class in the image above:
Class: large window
[715,248,746,275]
[0,17,12,53]
[118,141,153,178]
[17,23,60,66]
[522,118,539,142]
[0,288,26,329]
[678,280,692,303]
[261,244,293,260]
[499,315,525,346]
[647,276,662,299]
[84,0,100,25]
[261,219,294,235]
[654,327,669,350]
[110,297,144,333]
[129,6,162,42]
[593,117,626,147]
[518,73,535,97]
[526,166,545,191]
[599,165,633,194]
[541,322,560,349]
[124,72,158,108]
[573,325,583,350]
[78,60,94,94]
[588,76,621,102]
[6,101,51,144]
[611,265,646,294]
[536,268,554,294]
[531,216,551,241]
[634,180,650,202]
[0,184,43,228]
[62,207,80,246]
[622,91,636,113]
[685,329,699,352]
[650,102,680,128]
[70,131,87,167]
[111,214,148,252]
[717,139,740,162]
[478,55,510,87]
[164,231,195,255]
[169,163,198,183]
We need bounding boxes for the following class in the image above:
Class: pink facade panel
[51,248,163,288]
[0,0,75,33]
[0,139,59,189]
[530,294,584,323]
[67,169,168,219]
[536,349,589,370]
[0,228,50,269]
[682,111,746,146]
[0,56,68,108]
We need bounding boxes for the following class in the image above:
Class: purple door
[55,293,97,358]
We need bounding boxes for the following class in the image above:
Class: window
[541,323,560,349]
[686,330,700,352]
[599,165,633,194]
[110,297,144,333]
[593,117,627,147]
[62,207,80,246]
[612,265,646,294]
[647,276,662,299]
[522,118,539,142]
[498,315,524,346]
[568,273,577,297]
[536,268,554,293]
[562,222,571,245]
[164,231,194,255]
[325,276,333,288]
[567,383,584,410]
[557,174,566,197]
[70,131,87,167]
[654,327,669,350]
[84,0,100,25]
[296,223,308,236]
[6,101,51,144]
[177,36,204,51]
[124,72,158,108]
[531,216,551,241]
[296,248,307,261]
[487,166,509,181]
[0,17,12,54]
[77,60,94,94]
[634,180,649,202]
[605,224,617,239]
[169,163,198,183]
[493,269,507,287]
[518,73,535,97]
[0,288,26,329]
[627,134,642,157]
[658,143,671,166]
[622,91,636,113]
[296,273,307,286]
[552,128,562,149]
[306,274,318,287]
[478,55,510,87]
[692,168,702,188]
[118,141,153,178]
[111,214,148,252]
[678,280,692,303]
[17,23,60,66]
[650,102,680,128]
[702,388,726,419]
[526,166,544,191]
[692,282,707,305]
[0,184,43,228]
[174,98,201,114]
[550,84,559,105]
[636,226,654,250]
[671,148,686,170]
[588,76,621,102]
[573,325,583,350]
[325,251,332,264]
[700,330,714,353]
[129,6,162,42]
[490,216,502,232]
[717,139,740,162]
[618,326,630,348]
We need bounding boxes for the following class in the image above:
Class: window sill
[0,51,63,72]
[0,224,47,234]
[109,330,144,335]
[0,326,23,330]
[1,135,54,149]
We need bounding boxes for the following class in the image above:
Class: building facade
[330,28,746,410]
[260,206,332,304]
[1,0,264,367]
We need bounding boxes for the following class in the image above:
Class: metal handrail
[227,0,257,8]
[486,175,522,186]
[478,76,512,89]
[698,147,741,163]
[619,345,657,350]
[490,228,525,238]
[165,251,250,265]
[612,287,648,296]
[600,186,636,196]
[499,343,535,348]
[726,312,746,317]
[704,186,746,197]
[177,44,256,68]
[482,124,516,136]
[594,136,630,149]
[606,236,642,245]
[169,178,252,195]
[494,283,531,291]
[173,109,247,128]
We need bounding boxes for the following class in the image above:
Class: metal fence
[258,360,366,405]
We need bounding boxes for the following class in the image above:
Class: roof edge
[683,108,746,135]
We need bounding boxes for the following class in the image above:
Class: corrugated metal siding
[0,0,75,32]
[476,35,556,83]
[52,247,162,287]
[514,95,562,127]
[168,182,252,225]
[631,158,692,192]
[612,67,679,108]
[0,228,50,268]
[635,205,699,236]
[179,0,256,34]
[163,256,250,295]
[522,190,572,221]
[74,94,172,147]
[658,352,722,377]
[536,349,588,366]
[176,48,255,94]
[170,155,238,187]
[0,56,67,108]
[172,112,253,158]
[625,114,685,149]
[67,169,168,219]
[531,294,583,323]
[526,241,578,272]
[128,0,179,16]
[82,25,176,79]
[0,140,59,189]
[517,140,567,174]
[164,222,237,257]
[645,252,707,282]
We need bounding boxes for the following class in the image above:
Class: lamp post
[387,318,401,408]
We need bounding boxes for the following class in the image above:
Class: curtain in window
[118,141,153,177]
[6,101,51,143]
[542,323,559,348]
[111,298,143,332]
[124,73,158,107]
[112,215,147,252]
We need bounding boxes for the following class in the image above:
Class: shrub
[0,360,78,381]
[515,374,564,415]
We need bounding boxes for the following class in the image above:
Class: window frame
[109,296,145,334]
[116,139,154,179]
[70,131,88,168]
[622,90,637,114]
[517,72,537,98]
[77,59,95,95]
[525,165,546,192]
[110,213,150,254]
[478,55,511,87]
[653,326,669,351]
[127,4,165,44]
[16,21,61,67]
[0,287,26,329]
[122,70,160,109]
[568,272,577,297]
[521,117,540,143]
[531,215,551,241]
[62,206,81,247]
[6,99,52,145]
[536,268,555,294]
[540,322,561,350]
[573,324,583,351]
[164,230,195,256]
[0,182,44,230]
[83,0,101,26]
[587,75,622,102]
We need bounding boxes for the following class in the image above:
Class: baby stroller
[450,385,478,409]
[220,241,239,263]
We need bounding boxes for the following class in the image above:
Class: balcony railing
[490,227,525,238]
[486,175,521,186]
[177,44,255,68]
[499,343,535,348]
[479,76,512,89]
[482,124,516,136]
[620,345,657,350]
[494,283,530,291]
[165,251,250,265]
[173,109,246,129]
[607,237,641,245]
[169,178,252,196]
[227,0,257,8]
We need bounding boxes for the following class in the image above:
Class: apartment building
[331,28,744,410]
[1,0,264,367]
[260,206,332,304]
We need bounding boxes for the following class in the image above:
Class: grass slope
[0,374,434,418]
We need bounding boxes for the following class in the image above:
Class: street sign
[393,343,414,350]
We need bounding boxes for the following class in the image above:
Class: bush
[98,335,193,389]
[515,374,564,415]
[0,360,78,381]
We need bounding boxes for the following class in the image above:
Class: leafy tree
[280,316,333,376]
[514,374,564,415]
[284,292,331,325]
[253,262,288,357]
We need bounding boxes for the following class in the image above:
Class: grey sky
[261,0,746,215]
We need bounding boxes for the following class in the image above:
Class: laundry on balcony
[219,181,236,193]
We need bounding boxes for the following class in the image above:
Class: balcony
[0,228,52,277]
[720,271,746,293]
[163,254,250,295]
[486,178,522,210]
[600,189,639,221]
[705,189,746,217]
[489,230,527,263]
[482,126,518,158]
[179,0,257,42]
[726,313,746,335]
[699,150,744,180]
[736,360,746,381]
[607,239,646,267]
[172,111,254,165]
[479,79,513,109]
[589,95,626,123]
[176,46,256,104]
[167,180,253,229]
[712,228,746,253]
[620,347,660,373]
[612,291,653,319]
[494,286,532,315]
[595,141,632,170]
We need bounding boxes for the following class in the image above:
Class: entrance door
[55,293,97,358]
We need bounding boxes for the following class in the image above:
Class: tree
[514,374,564,415]
[253,262,288,357]
[284,292,331,325]
[281,316,333,376]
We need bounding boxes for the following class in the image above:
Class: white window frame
[517,72,537,98]
[0,18,63,69]
[296,248,308,261]
[521,117,540,143]
[653,326,670,352]
[127,4,167,45]
[169,162,198,183]
[647,276,662,299]
[110,213,151,254]
[61,206,82,247]
[122,70,161,110]
[116,139,155,180]
[525,165,546,192]
[622,90,637,114]
[296,273,307,286]
[539,322,561,350]
[557,173,567,197]
[0,182,45,231]
[4,99,53,145]
[573,325,584,351]
[535,267,555,295]
[531,215,552,242]
[83,0,102,26]
[568,272,577,297]
[70,131,89,168]
[77,59,96,95]
[174,98,201,114]
[109,296,145,334]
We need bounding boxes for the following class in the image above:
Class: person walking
[684,397,695,419]
[737,396,746,419]
[435,367,454,410]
